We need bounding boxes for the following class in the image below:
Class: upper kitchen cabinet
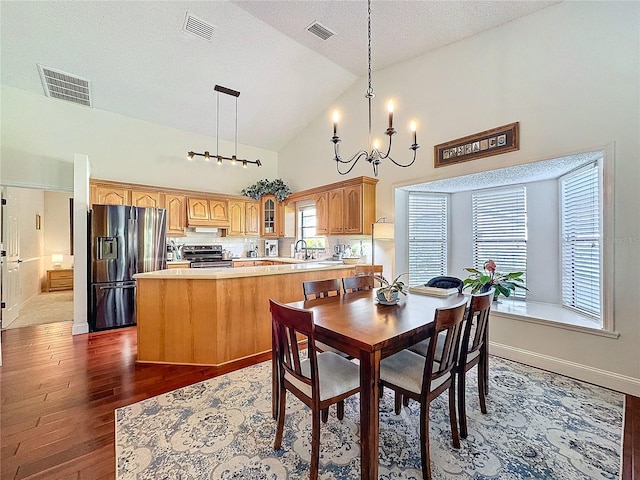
[288,176,377,236]
[91,184,129,206]
[245,201,260,236]
[186,197,229,227]
[131,190,163,208]
[315,192,329,235]
[208,199,229,226]
[228,199,259,237]
[261,194,278,238]
[165,194,187,237]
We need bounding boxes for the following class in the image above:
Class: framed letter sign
[434,122,519,168]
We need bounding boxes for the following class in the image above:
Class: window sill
[490,299,619,339]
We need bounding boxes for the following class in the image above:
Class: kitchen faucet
[294,239,309,260]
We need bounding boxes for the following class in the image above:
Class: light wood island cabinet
[135,264,356,367]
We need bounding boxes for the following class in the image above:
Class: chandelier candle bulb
[387,101,394,128]
[411,121,417,145]
[333,111,339,136]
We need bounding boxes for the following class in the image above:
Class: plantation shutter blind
[561,164,600,317]
[472,186,527,298]
[408,193,447,285]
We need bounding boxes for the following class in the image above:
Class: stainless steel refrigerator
[89,204,166,331]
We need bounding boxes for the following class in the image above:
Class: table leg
[359,349,381,480]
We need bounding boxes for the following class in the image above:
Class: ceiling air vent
[306,21,336,41]
[183,12,215,41]
[37,64,92,107]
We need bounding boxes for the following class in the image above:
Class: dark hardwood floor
[1,321,638,479]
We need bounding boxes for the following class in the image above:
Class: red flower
[484,260,496,273]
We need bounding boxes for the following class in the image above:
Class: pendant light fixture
[187,85,261,169]
[331,0,419,177]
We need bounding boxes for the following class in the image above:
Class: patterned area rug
[116,356,622,479]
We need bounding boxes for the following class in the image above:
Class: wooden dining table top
[288,289,468,356]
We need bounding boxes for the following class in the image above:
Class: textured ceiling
[403,151,603,193]
[1,1,558,152]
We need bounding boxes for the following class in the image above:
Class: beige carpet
[3,291,74,329]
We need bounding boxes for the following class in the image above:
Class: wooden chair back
[354,265,383,286]
[460,288,493,365]
[302,279,341,300]
[269,299,319,398]
[342,275,374,293]
[421,300,467,397]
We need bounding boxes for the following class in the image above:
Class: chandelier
[331,0,419,177]
[187,85,261,168]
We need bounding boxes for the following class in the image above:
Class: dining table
[280,289,470,480]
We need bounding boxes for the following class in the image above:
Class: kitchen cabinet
[131,190,163,208]
[326,181,376,235]
[187,198,229,227]
[166,262,189,270]
[208,199,229,226]
[228,200,259,237]
[261,194,278,238]
[315,192,329,235]
[46,269,74,292]
[91,185,129,206]
[165,194,187,236]
[245,201,260,236]
[233,260,255,267]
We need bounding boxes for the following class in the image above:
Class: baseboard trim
[489,341,640,396]
[72,322,89,335]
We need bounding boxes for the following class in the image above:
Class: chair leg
[274,382,287,449]
[478,358,488,414]
[448,383,460,449]
[310,408,321,480]
[321,407,329,423]
[336,400,345,420]
[403,395,409,407]
[458,368,469,439]
[420,402,432,480]
[483,345,489,395]
[394,391,402,415]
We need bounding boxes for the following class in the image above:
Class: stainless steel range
[182,245,232,268]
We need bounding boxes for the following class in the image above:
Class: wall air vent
[306,21,336,41]
[183,12,215,41]
[37,65,92,107]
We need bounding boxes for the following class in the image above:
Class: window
[408,193,448,285]
[298,205,325,248]
[472,186,527,298]
[560,163,600,317]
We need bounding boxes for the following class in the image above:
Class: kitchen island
[133,263,356,367]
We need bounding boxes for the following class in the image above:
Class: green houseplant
[373,273,407,304]
[463,260,527,301]
[241,178,291,201]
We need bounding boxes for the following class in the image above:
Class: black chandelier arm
[385,147,419,169]
[334,145,370,175]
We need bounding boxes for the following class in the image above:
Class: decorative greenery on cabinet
[241,179,291,201]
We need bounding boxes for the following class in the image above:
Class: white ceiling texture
[1,1,559,154]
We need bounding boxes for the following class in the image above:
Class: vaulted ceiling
[1,1,558,152]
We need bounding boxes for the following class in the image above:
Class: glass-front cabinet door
[261,194,278,237]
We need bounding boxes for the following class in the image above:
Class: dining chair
[425,275,464,294]
[302,278,352,421]
[342,275,374,293]
[270,299,360,480]
[379,299,468,480]
[354,265,383,285]
[457,288,493,438]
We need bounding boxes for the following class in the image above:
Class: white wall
[0,85,279,195]
[278,2,640,389]
[43,191,74,270]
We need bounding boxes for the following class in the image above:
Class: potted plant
[241,178,291,201]
[373,273,407,304]
[463,260,527,301]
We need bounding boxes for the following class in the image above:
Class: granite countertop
[134,262,355,280]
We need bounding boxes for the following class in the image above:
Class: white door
[1,188,20,327]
